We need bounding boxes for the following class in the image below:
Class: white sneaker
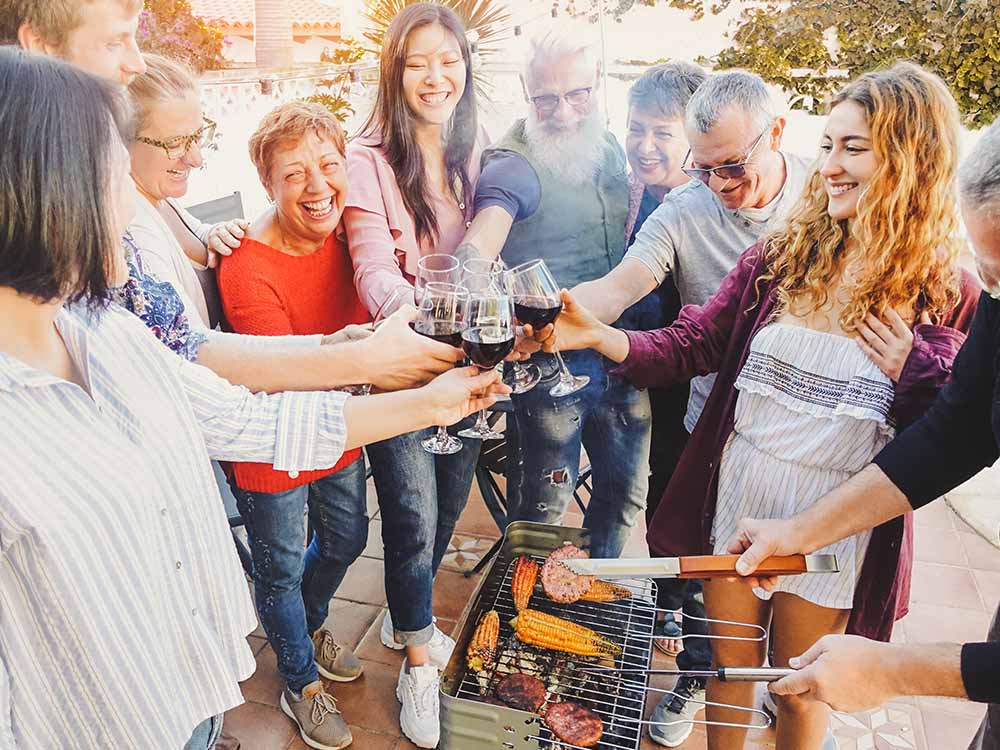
[380,612,456,669]
[396,662,441,749]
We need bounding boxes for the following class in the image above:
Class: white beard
[523,106,605,186]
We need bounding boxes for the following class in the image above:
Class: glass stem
[435,425,449,440]
[475,408,489,430]
[553,349,574,381]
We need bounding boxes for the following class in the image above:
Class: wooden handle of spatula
[677,554,808,578]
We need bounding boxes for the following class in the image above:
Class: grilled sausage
[541,543,594,604]
[544,700,603,747]
[497,672,547,712]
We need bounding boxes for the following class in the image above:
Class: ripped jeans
[506,349,651,558]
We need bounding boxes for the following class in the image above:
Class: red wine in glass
[514,295,563,328]
[462,326,515,369]
[411,320,464,348]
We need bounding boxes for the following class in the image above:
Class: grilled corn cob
[510,609,622,658]
[511,556,539,611]
[466,610,500,672]
[579,579,632,603]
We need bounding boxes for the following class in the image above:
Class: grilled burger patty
[496,672,547,712]
[544,700,604,747]
[541,543,594,604]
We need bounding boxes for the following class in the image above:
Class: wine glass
[457,276,516,440]
[495,260,541,394]
[416,254,461,305]
[508,259,590,397]
[342,286,414,396]
[415,283,469,455]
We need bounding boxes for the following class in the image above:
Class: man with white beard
[459,29,652,559]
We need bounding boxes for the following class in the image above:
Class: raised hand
[855,309,923,382]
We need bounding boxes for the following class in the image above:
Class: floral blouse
[110,233,207,362]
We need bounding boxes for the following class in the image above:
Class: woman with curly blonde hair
[550,61,981,749]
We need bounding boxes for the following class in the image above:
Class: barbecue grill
[440,521,662,750]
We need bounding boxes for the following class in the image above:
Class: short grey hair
[959,119,1000,217]
[523,26,599,91]
[685,70,777,135]
[628,61,708,120]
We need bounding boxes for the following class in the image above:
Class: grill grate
[454,554,658,750]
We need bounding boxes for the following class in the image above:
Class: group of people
[0,1,998,750]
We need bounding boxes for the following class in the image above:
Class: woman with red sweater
[218,102,400,750]
[549,63,980,750]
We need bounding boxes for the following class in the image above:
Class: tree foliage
[577,0,1000,125]
[138,0,226,72]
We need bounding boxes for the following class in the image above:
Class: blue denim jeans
[507,349,651,558]
[231,456,368,692]
[182,715,221,750]
[365,421,478,645]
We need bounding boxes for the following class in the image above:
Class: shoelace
[310,690,341,726]
[317,631,341,666]
[668,678,706,713]
[407,673,438,717]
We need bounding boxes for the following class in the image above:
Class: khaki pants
[969,603,1000,750]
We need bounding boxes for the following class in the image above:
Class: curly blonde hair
[761,62,962,331]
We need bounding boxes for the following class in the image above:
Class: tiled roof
[189,0,341,31]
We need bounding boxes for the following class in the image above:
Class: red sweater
[217,232,371,493]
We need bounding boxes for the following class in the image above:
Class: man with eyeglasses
[574,71,811,444]
[454,27,654,562]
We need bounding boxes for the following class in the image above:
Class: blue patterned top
[110,233,207,362]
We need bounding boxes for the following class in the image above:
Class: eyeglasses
[136,117,218,160]
[681,124,771,185]
[529,87,593,115]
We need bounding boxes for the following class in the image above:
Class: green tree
[571,0,1000,125]
[137,0,225,72]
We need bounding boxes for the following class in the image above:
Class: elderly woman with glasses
[126,54,247,330]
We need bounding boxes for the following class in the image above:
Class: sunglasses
[530,87,593,115]
[136,117,218,161]
[681,124,771,185]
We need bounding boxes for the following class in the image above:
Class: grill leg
[464,536,503,578]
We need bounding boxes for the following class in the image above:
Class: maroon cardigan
[616,242,981,641]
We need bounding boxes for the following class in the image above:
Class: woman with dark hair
[341,5,484,746]
[0,47,504,750]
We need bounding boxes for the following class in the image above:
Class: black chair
[466,405,593,576]
[184,191,245,331]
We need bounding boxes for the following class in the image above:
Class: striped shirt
[0,303,350,750]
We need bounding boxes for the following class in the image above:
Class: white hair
[522,24,599,91]
[685,69,778,135]
[960,119,1000,218]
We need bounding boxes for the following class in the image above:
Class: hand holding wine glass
[420,366,510,428]
[526,289,605,353]
[414,282,469,454]
[457,266,517,440]
[509,260,590,397]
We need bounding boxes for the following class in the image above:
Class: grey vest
[487,119,630,289]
